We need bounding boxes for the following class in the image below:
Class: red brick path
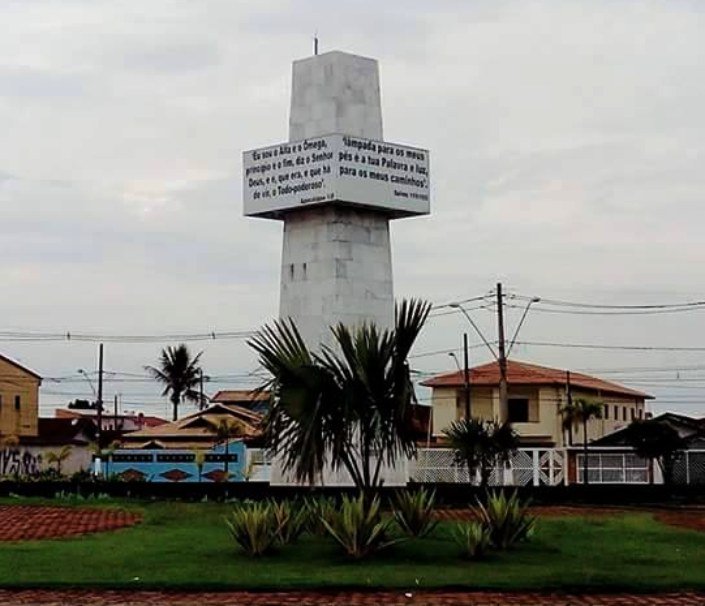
[0,506,141,541]
[0,590,702,605]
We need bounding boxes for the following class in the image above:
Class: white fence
[409,448,566,486]
[575,452,650,484]
[247,447,705,486]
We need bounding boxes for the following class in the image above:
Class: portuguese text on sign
[243,134,430,217]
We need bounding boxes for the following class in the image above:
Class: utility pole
[564,370,573,446]
[463,332,471,419]
[114,394,118,432]
[96,343,104,447]
[496,282,508,421]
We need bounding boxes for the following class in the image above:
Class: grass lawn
[1,499,704,591]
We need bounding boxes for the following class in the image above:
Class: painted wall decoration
[110,441,247,483]
[0,447,42,476]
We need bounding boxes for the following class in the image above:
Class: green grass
[1,498,704,591]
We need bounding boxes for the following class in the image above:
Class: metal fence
[575,452,650,484]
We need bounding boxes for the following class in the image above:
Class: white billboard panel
[243,134,430,218]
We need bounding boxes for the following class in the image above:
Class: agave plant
[224,502,279,556]
[392,488,438,538]
[472,490,536,550]
[303,495,338,537]
[269,499,308,545]
[452,521,491,559]
[322,493,400,559]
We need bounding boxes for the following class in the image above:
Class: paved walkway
[0,590,703,605]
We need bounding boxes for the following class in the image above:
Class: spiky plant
[452,521,492,559]
[392,487,438,538]
[225,502,279,557]
[472,490,536,550]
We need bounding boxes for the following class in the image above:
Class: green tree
[563,398,603,485]
[215,418,243,479]
[249,299,431,492]
[46,445,72,476]
[624,420,687,485]
[443,418,518,486]
[145,344,203,421]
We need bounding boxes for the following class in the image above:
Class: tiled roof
[121,403,263,442]
[211,390,270,403]
[420,359,652,399]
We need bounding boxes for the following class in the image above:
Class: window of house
[631,408,635,421]
[508,397,529,423]
[14,395,20,411]
[638,408,643,419]
[613,405,618,420]
[622,407,627,421]
[603,404,609,420]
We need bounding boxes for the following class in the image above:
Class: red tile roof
[420,359,652,399]
[211,390,270,403]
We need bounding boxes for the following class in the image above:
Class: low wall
[0,445,91,477]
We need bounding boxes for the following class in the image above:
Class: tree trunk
[224,440,229,478]
[172,396,179,422]
[583,419,589,486]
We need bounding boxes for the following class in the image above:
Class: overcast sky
[1,0,704,419]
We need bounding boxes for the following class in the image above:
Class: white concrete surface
[289,51,383,141]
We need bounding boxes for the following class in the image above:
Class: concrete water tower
[244,51,430,349]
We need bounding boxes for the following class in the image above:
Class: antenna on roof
[313,32,319,55]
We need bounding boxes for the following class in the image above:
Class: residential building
[0,353,41,439]
[421,360,652,447]
[119,402,263,450]
[55,408,166,433]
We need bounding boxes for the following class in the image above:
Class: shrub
[473,490,536,550]
[452,521,491,559]
[392,487,438,538]
[303,495,338,536]
[322,493,400,559]
[270,499,308,546]
[225,502,279,556]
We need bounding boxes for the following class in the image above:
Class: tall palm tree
[570,398,603,485]
[145,344,203,421]
[443,418,518,486]
[249,298,431,492]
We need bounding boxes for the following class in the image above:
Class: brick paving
[0,590,703,605]
[0,506,141,541]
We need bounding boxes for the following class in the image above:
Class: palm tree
[624,420,687,485]
[191,448,206,483]
[215,418,243,479]
[560,402,576,446]
[145,344,204,421]
[443,418,518,486]
[249,298,431,492]
[46,445,72,476]
[569,398,603,485]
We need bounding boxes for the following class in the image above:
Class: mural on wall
[110,442,247,483]
[0,448,42,476]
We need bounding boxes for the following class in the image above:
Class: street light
[507,297,541,356]
[77,369,97,398]
[448,303,498,361]
[447,352,461,371]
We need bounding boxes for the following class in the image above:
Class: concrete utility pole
[463,332,471,419]
[496,283,508,421]
[96,343,104,446]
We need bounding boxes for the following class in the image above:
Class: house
[0,353,41,439]
[210,389,270,414]
[55,408,167,433]
[119,402,263,450]
[10,417,96,477]
[421,359,653,447]
[587,412,705,485]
